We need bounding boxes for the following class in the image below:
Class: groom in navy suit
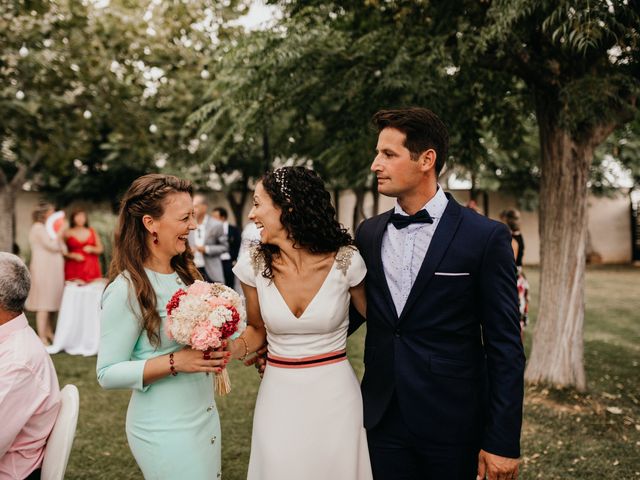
[350,108,525,480]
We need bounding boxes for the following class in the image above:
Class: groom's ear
[418,149,437,173]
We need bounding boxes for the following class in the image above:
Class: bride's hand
[244,344,268,378]
[172,346,230,374]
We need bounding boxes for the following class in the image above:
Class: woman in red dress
[63,209,104,282]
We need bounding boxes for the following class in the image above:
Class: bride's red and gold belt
[267,349,347,368]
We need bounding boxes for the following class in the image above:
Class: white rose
[208,306,232,328]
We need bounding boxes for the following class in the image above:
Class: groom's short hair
[372,107,449,175]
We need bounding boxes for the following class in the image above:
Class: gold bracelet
[238,336,249,361]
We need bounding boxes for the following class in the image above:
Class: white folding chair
[41,384,80,480]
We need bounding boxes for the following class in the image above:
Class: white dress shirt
[220,222,231,261]
[381,186,449,316]
[193,216,208,268]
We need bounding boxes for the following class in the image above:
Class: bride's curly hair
[257,167,352,279]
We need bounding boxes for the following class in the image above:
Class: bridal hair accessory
[166,281,247,395]
[273,168,291,202]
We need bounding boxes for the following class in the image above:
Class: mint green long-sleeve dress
[97,270,221,479]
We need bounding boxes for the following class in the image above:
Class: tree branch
[590,95,638,147]
[474,48,549,91]
[10,148,44,189]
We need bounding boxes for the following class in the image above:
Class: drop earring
[152,232,159,245]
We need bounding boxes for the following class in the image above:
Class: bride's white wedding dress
[233,245,373,480]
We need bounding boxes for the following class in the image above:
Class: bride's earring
[152,232,159,245]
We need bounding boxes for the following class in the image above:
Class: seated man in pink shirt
[0,252,61,480]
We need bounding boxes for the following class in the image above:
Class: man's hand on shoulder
[477,449,519,480]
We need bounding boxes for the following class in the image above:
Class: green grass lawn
[47,266,640,479]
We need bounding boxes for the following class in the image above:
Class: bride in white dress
[230,167,373,480]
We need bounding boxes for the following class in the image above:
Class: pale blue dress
[97,270,221,479]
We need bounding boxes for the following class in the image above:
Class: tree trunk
[333,188,341,223]
[0,186,16,253]
[525,101,597,391]
[585,228,602,264]
[352,187,366,229]
[226,176,250,229]
[0,154,41,252]
[370,176,380,216]
[0,162,29,254]
[470,171,478,201]
[482,190,489,217]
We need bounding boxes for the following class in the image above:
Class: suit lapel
[398,194,463,324]
[371,209,398,323]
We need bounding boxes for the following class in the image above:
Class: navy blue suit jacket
[351,193,525,458]
[228,224,241,262]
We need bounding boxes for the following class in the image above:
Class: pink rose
[187,280,212,297]
[207,297,228,308]
[190,320,222,351]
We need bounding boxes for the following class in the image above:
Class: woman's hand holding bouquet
[166,280,246,395]
[170,346,229,374]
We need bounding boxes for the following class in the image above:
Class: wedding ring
[203,351,211,360]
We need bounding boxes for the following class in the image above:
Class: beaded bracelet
[238,336,249,361]
[169,352,177,376]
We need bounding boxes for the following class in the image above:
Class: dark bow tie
[389,209,433,230]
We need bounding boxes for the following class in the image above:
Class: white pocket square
[434,272,470,276]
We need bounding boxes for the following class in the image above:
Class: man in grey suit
[188,194,229,283]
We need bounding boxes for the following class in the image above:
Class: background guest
[63,208,104,283]
[0,252,61,480]
[25,202,65,345]
[212,206,241,288]
[501,209,529,336]
[187,194,228,283]
[466,198,482,214]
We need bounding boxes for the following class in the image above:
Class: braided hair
[108,174,201,347]
[257,167,352,280]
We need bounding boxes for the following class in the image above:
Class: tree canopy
[0,0,250,209]
[195,0,639,389]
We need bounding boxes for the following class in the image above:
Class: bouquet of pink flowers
[166,280,246,395]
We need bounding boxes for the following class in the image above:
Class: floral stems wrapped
[214,369,231,395]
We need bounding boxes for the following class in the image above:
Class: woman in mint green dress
[97,174,229,479]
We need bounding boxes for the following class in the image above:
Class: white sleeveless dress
[233,245,373,480]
